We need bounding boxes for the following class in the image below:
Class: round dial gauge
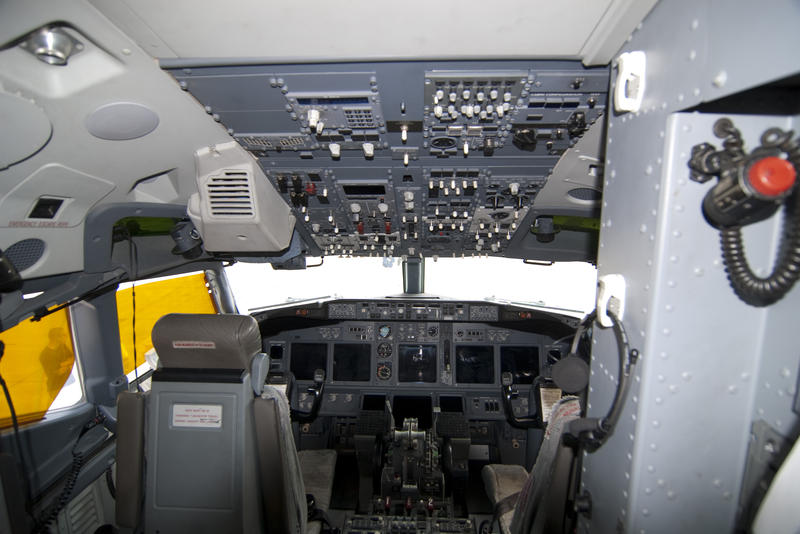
[378,325,391,338]
[377,364,392,380]
[377,342,393,358]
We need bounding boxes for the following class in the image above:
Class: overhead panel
[169,61,609,261]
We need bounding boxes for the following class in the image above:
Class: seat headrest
[152,314,261,370]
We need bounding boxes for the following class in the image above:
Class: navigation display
[333,343,371,382]
[455,345,494,384]
[500,346,539,384]
[398,344,437,383]
[290,343,327,380]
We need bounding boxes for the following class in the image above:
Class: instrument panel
[257,299,575,421]
[277,321,547,388]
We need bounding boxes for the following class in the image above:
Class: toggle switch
[329,143,341,158]
[363,142,375,158]
[307,109,320,128]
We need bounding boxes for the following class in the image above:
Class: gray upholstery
[257,385,308,534]
[299,449,338,534]
[152,313,261,369]
[483,396,582,534]
[144,359,260,532]
[481,464,528,534]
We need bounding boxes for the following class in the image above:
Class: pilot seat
[114,313,336,534]
[482,397,581,534]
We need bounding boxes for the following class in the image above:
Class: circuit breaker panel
[168,61,608,260]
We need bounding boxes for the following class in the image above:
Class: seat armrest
[115,391,145,528]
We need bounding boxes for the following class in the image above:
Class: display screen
[290,343,327,381]
[455,345,494,384]
[398,344,437,383]
[500,346,539,384]
[333,343,371,382]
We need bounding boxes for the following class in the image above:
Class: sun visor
[187,141,295,253]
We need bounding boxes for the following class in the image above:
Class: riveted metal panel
[582,0,800,532]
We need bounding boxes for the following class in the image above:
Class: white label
[172,340,216,349]
[172,404,222,428]
[540,387,563,423]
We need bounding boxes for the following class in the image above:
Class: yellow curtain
[116,272,217,375]
[0,309,75,428]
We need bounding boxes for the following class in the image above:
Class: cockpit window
[226,257,596,316]
[0,308,81,428]
[115,271,218,380]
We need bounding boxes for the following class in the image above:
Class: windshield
[225,257,596,317]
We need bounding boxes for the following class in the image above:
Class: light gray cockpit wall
[0,1,294,279]
[0,0,296,331]
[586,1,800,533]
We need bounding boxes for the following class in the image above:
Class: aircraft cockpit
[1,1,800,533]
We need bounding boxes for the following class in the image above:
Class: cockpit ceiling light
[19,26,83,66]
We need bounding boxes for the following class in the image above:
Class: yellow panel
[116,272,217,375]
[0,310,75,428]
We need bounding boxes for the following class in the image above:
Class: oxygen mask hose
[689,119,800,307]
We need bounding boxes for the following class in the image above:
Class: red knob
[748,157,796,197]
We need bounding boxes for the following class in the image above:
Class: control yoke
[501,371,541,429]
[291,368,325,423]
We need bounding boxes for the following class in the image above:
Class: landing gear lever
[291,368,325,423]
[501,372,541,429]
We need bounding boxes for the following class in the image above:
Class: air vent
[344,108,376,128]
[279,137,305,147]
[63,484,102,534]
[568,187,601,202]
[238,136,274,148]
[5,238,45,271]
[206,171,255,217]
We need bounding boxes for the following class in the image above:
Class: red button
[748,157,796,197]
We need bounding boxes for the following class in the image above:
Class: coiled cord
[32,451,84,533]
[32,414,104,533]
[719,132,800,307]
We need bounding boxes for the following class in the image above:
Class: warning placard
[172,404,223,428]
